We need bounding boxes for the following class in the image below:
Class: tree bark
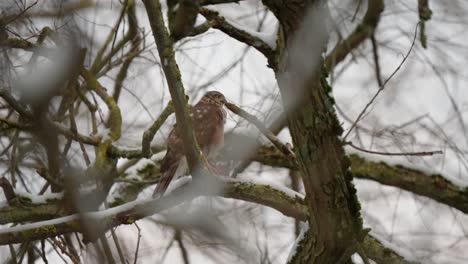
[263,0,364,262]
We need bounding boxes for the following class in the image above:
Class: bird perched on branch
[153,91,227,198]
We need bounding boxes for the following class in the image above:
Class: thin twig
[0,177,16,202]
[49,237,80,264]
[142,101,174,157]
[99,236,115,264]
[8,244,17,264]
[90,0,128,74]
[40,239,48,264]
[111,228,127,264]
[370,34,383,87]
[133,223,141,264]
[0,89,32,118]
[175,230,190,264]
[343,23,419,141]
[351,0,362,22]
[345,141,442,157]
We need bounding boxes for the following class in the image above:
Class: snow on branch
[199,8,277,68]
[349,154,468,215]
[0,177,308,245]
[225,102,298,167]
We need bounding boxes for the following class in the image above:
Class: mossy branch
[363,236,419,264]
[142,0,203,172]
[349,154,468,215]
[417,0,432,48]
[237,143,468,216]
[81,69,122,142]
[0,178,308,245]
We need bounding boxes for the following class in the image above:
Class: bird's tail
[153,163,178,199]
[153,157,189,199]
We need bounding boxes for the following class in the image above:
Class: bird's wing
[191,103,226,151]
[155,124,184,198]
[160,128,183,173]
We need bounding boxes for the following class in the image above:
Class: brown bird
[153,91,227,198]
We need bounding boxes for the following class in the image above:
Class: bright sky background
[1,0,468,263]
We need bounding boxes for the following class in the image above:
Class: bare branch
[200,0,242,5]
[325,0,384,70]
[0,177,16,202]
[0,89,32,118]
[343,22,418,141]
[142,102,174,157]
[225,102,297,166]
[345,141,443,156]
[133,223,141,264]
[199,8,276,68]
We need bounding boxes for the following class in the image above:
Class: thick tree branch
[237,144,468,215]
[349,154,468,214]
[0,178,307,245]
[170,0,199,41]
[199,8,276,67]
[325,0,384,70]
[81,68,122,141]
[0,201,65,225]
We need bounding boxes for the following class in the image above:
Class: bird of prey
[153,91,227,198]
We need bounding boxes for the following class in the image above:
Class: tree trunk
[263,0,364,262]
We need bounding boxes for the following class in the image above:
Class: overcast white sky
[1,0,468,263]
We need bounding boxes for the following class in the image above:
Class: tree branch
[363,235,419,264]
[228,139,468,216]
[142,0,203,172]
[141,102,174,157]
[199,8,276,68]
[0,88,33,118]
[0,178,307,245]
[199,0,241,5]
[225,102,297,166]
[349,154,468,215]
[325,0,384,70]
[170,0,199,41]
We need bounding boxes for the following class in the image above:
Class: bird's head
[199,91,227,106]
